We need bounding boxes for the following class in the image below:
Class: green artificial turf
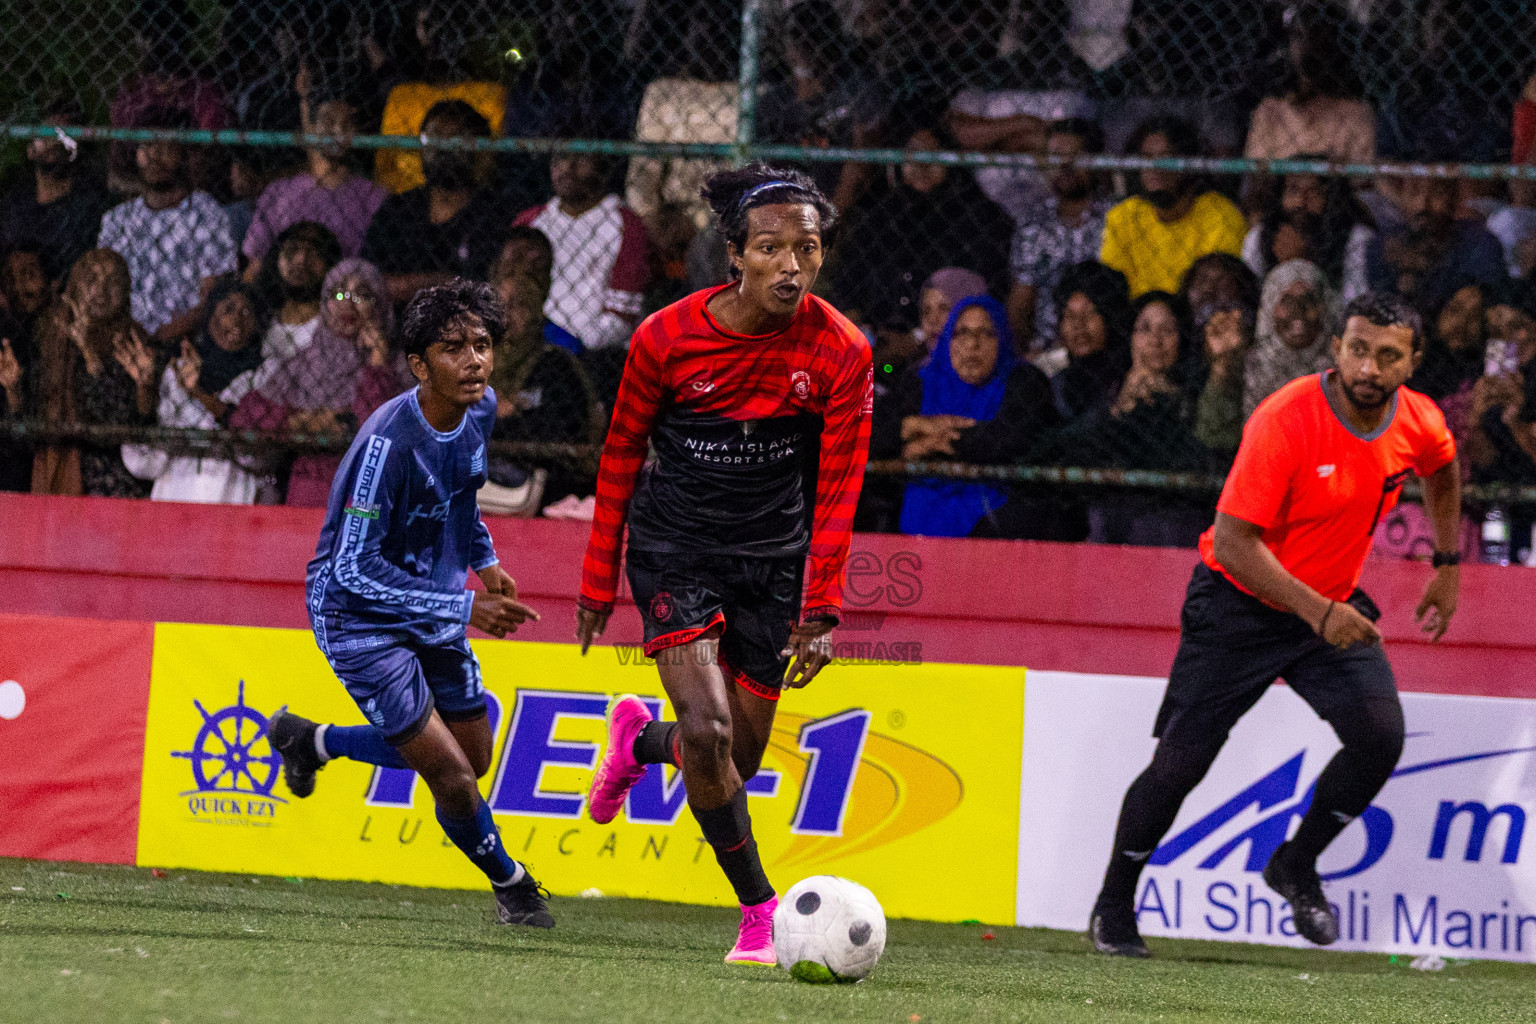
[3,857,1534,1024]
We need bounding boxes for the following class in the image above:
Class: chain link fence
[4,0,1536,556]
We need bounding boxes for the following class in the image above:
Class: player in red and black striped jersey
[575,165,872,965]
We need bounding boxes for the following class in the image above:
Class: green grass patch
[2,857,1534,1023]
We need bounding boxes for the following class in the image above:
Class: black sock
[1286,698,1405,867]
[633,720,679,766]
[693,787,774,906]
[1097,740,1222,911]
[1286,743,1402,865]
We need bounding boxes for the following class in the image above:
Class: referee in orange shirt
[1090,293,1462,957]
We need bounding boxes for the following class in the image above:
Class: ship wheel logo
[171,680,286,801]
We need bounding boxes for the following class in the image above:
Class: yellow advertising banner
[138,622,1025,924]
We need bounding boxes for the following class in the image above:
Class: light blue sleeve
[330,433,473,623]
[469,390,499,572]
[470,506,498,571]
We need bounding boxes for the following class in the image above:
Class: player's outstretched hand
[477,563,517,598]
[1316,600,1381,649]
[470,591,540,638]
[1414,566,1459,643]
[782,620,835,689]
[575,607,610,655]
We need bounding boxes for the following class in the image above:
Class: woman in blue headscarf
[868,294,1060,536]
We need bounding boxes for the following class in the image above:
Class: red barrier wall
[2,492,1533,698]
[0,614,154,863]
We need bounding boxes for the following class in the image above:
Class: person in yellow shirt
[375,81,506,195]
[1100,117,1246,297]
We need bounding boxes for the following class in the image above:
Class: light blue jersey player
[266,280,553,928]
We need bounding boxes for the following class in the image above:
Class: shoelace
[740,904,774,942]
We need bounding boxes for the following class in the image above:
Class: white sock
[493,861,528,888]
[313,724,332,763]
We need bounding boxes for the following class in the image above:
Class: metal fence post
[735,0,762,167]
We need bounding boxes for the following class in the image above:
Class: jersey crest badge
[649,591,674,622]
[791,369,811,398]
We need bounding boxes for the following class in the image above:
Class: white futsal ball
[774,875,887,983]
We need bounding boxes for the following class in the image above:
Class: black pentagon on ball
[848,920,873,946]
[795,891,822,915]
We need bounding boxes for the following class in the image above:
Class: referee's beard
[1339,374,1392,411]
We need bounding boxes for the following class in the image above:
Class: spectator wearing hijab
[123,278,271,502]
[1052,291,1214,546]
[873,267,988,387]
[1047,261,1133,422]
[231,258,405,506]
[1242,259,1338,417]
[32,249,158,497]
[871,296,1057,538]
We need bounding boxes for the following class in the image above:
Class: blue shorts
[321,632,488,744]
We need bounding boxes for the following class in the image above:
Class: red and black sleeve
[579,323,667,613]
[802,331,874,624]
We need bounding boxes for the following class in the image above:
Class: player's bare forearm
[1416,460,1462,641]
[1422,459,1462,555]
[1211,513,1331,628]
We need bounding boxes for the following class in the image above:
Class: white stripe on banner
[332,434,466,621]
[1017,671,1536,961]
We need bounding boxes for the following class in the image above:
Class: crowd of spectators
[4,0,1536,557]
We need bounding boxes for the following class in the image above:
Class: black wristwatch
[1432,551,1461,568]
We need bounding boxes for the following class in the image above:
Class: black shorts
[625,548,804,701]
[1154,564,1400,748]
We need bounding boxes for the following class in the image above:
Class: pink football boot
[587,695,652,824]
[725,895,778,965]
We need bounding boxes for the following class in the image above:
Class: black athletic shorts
[1154,564,1400,747]
[625,548,804,701]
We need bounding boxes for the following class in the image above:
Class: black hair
[256,220,342,308]
[140,105,194,133]
[1124,115,1204,201]
[1179,252,1262,314]
[1285,0,1364,101]
[276,220,342,267]
[500,225,554,259]
[1342,291,1425,353]
[701,163,837,255]
[400,277,507,360]
[1053,260,1132,348]
[421,100,491,137]
[1130,289,1208,395]
[1131,290,1196,355]
[40,95,84,123]
[1486,277,1536,325]
[1125,115,1200,158]
[2,239,49,285]
[1255,161,1374,284]
[1050,117,1105,155]
[200,276,267,340]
